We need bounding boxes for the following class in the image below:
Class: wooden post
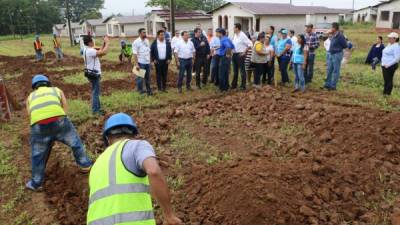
[170,0,175,34]
[0,77,11,121]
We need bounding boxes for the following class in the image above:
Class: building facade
[353,6,378,23]
[376,0,400,30]
[104,16,146,37]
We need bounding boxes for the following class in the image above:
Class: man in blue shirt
[268,26,278,80]
[323,22,348,91]
[216,28,234,92]
[276,29,292,85]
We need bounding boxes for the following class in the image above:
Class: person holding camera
[83,35,110,115]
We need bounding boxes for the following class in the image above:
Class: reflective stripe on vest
[35,41,42,50]
[87,140,155,225]
[28,87,66,125]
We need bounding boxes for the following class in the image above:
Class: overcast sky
[101,0,382,16]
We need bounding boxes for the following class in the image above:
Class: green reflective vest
[87,139,155,225]
[122,45,133,57]
[28,87,66,125]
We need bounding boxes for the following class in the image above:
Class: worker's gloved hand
[163,214,182,225]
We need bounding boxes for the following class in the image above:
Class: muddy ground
[1,54,400,225]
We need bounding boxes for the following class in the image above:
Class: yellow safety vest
[87,140,155,225]
[28,87,66,125]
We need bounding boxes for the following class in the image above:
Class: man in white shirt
[83,35,110,115]
[151,30,172,92]
[174,31,196,93]
[232,23,252,90]
[171,31,181,52]
[133,28,152,95]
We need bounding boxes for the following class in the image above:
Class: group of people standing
[33,34,64,62]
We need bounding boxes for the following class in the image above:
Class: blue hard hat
[103,113,139,143]
[32,74,50,88]
[120,40,126,46]
[281,29,288,35]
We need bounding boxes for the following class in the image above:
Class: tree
[57,0,104,22]
[146,0,225,12]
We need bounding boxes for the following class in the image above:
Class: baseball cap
[305,24,314,28]
[281,29,288,35]
[388,32,399,39]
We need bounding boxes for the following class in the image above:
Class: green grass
[63,71,132,85]
[67,99,92,123]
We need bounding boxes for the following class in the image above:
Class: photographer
[83,35,110,115]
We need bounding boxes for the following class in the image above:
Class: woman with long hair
[292,34,309,92]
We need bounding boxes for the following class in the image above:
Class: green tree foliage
[146,0,225,12]
[0,0,104,35]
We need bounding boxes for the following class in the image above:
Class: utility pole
[170,0,175,33]
[66,0,73,47]
[352,0,355,11]
[290,0,292,5]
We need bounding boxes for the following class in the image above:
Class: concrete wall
[176,19,212,33]
[260,15,306,34]
[308,14,339,25]
[353,8,376,23]
[123,23,145,37]
[376,1,400,29]
[94,25,107,36]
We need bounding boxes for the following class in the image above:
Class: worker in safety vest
[119,40,133,64]
[25,75,93,191]
[87,113,182,225]
[53,34,63,61]
[34,35,44,62]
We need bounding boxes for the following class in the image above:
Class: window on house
[121,25,125,33]
[255,18,260,32]
[224,15,228,29]
[218,15,222,28]
[108,24,112,34]
[381,11,390,21]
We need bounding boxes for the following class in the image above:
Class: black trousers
[382,64,398,95]
[155,60,168,91]
[195,56,208,87]
[232,53,247,89]
[262,62,274,85]
[254,63,265,85]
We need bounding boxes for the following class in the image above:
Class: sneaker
[80,166,92,174]
[26,180,43,192]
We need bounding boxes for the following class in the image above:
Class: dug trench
[22,85,400,225]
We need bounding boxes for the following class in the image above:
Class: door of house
[393,12,400,29]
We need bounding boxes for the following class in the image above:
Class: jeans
[155,60,168,91]
[35,50,43,61]
[211,55,220,86]
[304,53,315,83]
[254,63,265,85]
[382,64,398,95]
[137,63,152,95]
[194,56,208,87]
[325,51,344,89]
[294,63,306,91]
[178,58,193,89]
[262,62,274,85]
[29,117,92,188]
[55,48,63,60]
[218,56,231,91]
[90,77,101,113]
[232,53,247,89]
[278,57,290,83]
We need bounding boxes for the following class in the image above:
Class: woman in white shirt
[262,35,275,85]
[381,32,400,95]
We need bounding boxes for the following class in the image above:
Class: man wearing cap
[276,29,292,85]
[323,22,348,91]
[25,75,93,191]
[87,113,182,225]
[216,28,235,92]
[304,24,320,84]
[119,40,133,64]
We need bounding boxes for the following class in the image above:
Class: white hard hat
[388,32,399,39]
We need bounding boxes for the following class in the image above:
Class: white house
[353,5,379,23]
[376,0,400,31]
[65,22,83,37]
[103,15,146,37]
[146,10,212,37]
[82,19,107,36]
[210,2,352,36]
